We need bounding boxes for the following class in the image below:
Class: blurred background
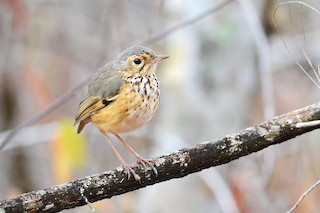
[1,0,320,212]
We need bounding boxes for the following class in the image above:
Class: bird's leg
[113,133,158,176]
[99,130,140,181]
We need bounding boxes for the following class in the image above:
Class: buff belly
[91,81,160,134]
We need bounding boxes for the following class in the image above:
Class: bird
[74,46,168,181]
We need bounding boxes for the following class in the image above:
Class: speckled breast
[119,73,160,133]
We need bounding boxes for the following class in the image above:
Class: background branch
[1,102,320,212]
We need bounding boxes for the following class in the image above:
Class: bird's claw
[136,157,158,176]
[122,164,141,181]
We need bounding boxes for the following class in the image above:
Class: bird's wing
[87,62,123,98]
[74,62,124,131]
[75,96,102,125]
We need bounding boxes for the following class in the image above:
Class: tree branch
[1,102,320,212]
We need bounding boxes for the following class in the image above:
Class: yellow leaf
[52,119,86,182]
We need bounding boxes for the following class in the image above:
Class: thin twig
[0,0,234,151]
[286,179,320,213]
[288,2,320,84]
[272,1,320,88]
[80,187,95,212]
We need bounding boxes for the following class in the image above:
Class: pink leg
[99,130,140,181]
[114,133,158,176]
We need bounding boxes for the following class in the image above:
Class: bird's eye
[133,58,141,65]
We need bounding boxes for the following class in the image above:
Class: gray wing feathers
[86,61,123,99]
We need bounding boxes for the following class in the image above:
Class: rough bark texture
[1,102,320,213]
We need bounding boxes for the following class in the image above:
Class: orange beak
[150,55,169,64]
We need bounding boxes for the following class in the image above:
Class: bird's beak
[150,55,169,64]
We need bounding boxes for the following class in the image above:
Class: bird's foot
[122,164,141,181]
[136,156,158,176]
